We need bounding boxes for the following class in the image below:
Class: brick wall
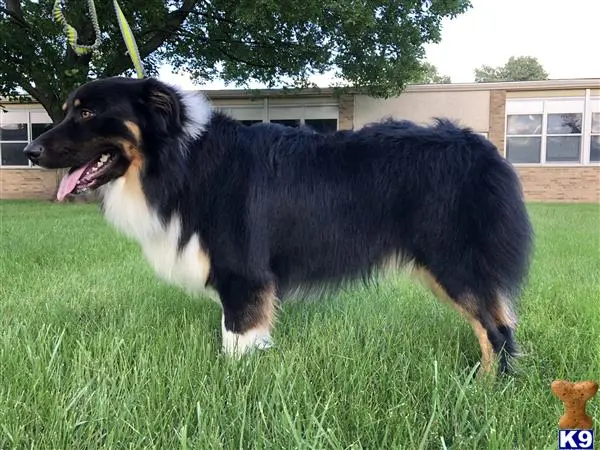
[0,169,58,200]
[488,89,600,203]
[338,95,354,130]
[488,90,506,155]
[515,167,600,203]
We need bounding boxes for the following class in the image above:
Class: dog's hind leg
[215,273,277,358]
[413,268,517,375]
[489,293,519,371]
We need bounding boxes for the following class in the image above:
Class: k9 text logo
[559,430,594,450]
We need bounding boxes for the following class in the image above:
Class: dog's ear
[142,78,182,132]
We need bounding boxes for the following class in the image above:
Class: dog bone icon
[551,380,598,429]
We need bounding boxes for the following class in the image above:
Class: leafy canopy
[474,56,548,83]
[1,0,470,121]
[412,62,450,84]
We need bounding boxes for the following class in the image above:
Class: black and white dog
[24,77,533,374]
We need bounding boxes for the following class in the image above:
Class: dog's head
[24,77,200,200]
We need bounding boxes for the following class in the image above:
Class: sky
[158,0,600,90]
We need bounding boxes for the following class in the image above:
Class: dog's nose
[23,143,44,162]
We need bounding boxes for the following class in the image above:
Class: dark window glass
[270,119,300,128]
[547,113,582,134]
[1,142,29,166]
[591,113,600,134]
[506,114,542,135]
[0,123,28,141]
[305,119,338,133]
[590,136,600,162]
[546,136,581,162]
[239,120,263,126]
[506,137,541,163]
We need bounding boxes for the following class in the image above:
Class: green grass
[1,200,599,449]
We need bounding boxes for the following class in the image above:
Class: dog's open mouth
[57,153,117,201]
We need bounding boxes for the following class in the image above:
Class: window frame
[505,93,599,167]
[586,96,600,164]
[505,113,543,164]
[215,99,339,131]
[1,108,52,169]
[544,112,583,163]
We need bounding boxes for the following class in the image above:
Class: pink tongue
[57,165,90,201]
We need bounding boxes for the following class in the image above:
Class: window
[305,119,338,133]
[1,111,30,167]
[270,119,300,127]
[545,113,582,162]
[268,105,338,131]
[504,97,599,165]
[506,114,543,163]
[239,120,263,126]
[205,102,340,132]
[591,112,600,163]
[216,103,339,131]
[0,109,52,167]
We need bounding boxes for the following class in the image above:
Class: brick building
[1,78,599,202]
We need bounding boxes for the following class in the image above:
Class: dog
[24,76,533,374]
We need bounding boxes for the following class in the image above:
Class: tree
[474,56,548,83]
[412,62,451,84]
[1,0,471,122]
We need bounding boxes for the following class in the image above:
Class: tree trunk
[48,102,65,124]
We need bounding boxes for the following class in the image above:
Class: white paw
[221,315,274,358]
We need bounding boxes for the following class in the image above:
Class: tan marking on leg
[469,318,494,374]
[412,268,476,315]
[412,267,495,374]
[492,294,517,329]
[239,283,277,333]
[222,283,278,358]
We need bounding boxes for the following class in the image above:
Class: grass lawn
[1,200,599,449]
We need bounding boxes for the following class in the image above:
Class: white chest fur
[100,177,212,295]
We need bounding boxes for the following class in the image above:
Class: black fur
[25,77,534,374]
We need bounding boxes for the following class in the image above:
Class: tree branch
[20,81,41,103]
[8,66,62,122]
[103,0,199,77]
[216,46,274,70]
[145,26,295,50]
[18,80,59,120]
[2,0,29,29]
[189,9,299,47]
[0,7,28,29]
[5,0,24,18]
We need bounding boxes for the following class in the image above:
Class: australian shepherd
[24,76,533,374]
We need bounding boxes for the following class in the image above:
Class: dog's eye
[80,109,95,120]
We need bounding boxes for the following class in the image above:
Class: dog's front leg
[217,275,277,358]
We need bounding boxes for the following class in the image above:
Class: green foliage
[412,62,451,84]
[474,56,549,83]
[1,0,471,121]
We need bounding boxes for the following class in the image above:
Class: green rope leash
[52,0,145,79]
[52,0,101,56]
[112,0,144,79]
